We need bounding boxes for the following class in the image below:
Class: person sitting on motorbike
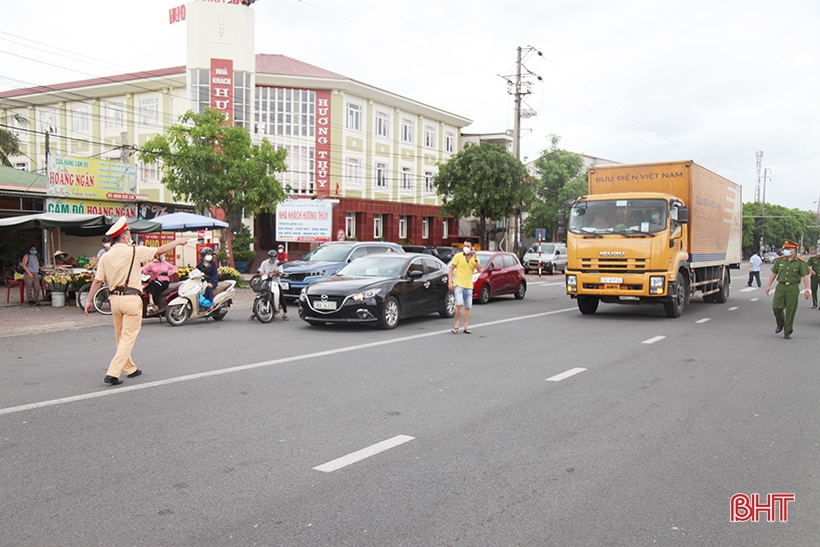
[196,247,219,306]
[249,250,289,321]
[141,254,178,310]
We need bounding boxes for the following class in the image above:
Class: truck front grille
[579,257,647,273]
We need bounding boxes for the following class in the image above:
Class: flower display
[44,272,71,293]
[176,267,192,280]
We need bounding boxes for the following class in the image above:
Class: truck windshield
[569,199,668,234]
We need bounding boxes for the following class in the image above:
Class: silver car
[522,242,567,275]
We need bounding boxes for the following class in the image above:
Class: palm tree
[0,113,26,167]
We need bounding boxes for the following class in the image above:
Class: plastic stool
[7,280,24,303]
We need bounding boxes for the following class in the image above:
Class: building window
[442,219,448,239]
[398,216,407,240]
[139,98,159,127]
[424,125,435,148]
[346,157,361,186]
[423,171,434,194]
[71,107,89,132]
[402,118,414,143]
[254,87,316,137]
[105,102,124,130]
[445,131,454,153]
[373,214,383,239]
[346,102,361,131]
[140,161,158,183]
[233,71,253,130]
[278,144,315,196]
[422,218,429,240]
[190,68,210,115]
[401,167,412,191]
[39,108,58,135]
[15,162,28,171]
[345,212,356,239]
[376,111,389,137]
[376,162,388,188]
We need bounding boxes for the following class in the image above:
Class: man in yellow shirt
[448,242,482,334]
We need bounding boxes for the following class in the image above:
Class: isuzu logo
[600,251,625,257]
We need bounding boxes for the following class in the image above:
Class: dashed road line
[728,306,739,311]
[740,287,758,292]
[642,335,666,345]
[696,318,711,324]
[546,367,586,382]
[751,298,759,302]
[313,435,415,472]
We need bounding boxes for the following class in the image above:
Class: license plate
[280,282,289,290]
[601,277,623,284]
[313,300,337,310]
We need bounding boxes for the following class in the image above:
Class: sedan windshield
[527,244,555,254]
[569,199,668,234]
[301,245,353,262]
[336,256,408,278]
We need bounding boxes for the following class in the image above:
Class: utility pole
[503,46,541,253]
[759,167,769,252]
[754,150,763,203]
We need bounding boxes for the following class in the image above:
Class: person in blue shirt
[747,251,763,287]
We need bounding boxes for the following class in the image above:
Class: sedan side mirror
[407,270,424,281]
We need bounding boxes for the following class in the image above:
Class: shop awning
[0,213,162,233]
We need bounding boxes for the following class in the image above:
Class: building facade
[0,0,471,257]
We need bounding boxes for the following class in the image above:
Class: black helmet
[268,250,277,259]
[199,247,214,259]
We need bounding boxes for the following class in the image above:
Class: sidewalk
[0,281,257,338]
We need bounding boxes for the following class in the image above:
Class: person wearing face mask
[448,242,482,334]
[249,250,289,321]
[87,236,112,269]
[141,253,178,309]
[649,208,664,230]
[21,244,42,305]
[764,240,811,340]
[196,247,220,305]
[84,217,187,385]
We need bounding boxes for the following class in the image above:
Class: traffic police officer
[84,218,187,385]
[806,251,820,309]
[764,240,811,339]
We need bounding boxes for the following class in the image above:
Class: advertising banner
[275,199,333,243]
[143,233,177,264]
[47,155,137,201]
[45,198,138,218]
[315,89,331,198]
[210,58,234,121]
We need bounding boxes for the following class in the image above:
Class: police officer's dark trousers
[772,283,800,335]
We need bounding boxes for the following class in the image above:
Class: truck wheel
[714,269,730,304]
[577,296,599,315]
[664,277,688,318]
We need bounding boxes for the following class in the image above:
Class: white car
[522,242,567,275]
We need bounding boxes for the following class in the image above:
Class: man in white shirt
[747,251,763,287]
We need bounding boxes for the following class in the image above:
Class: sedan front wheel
[380,296,400,329]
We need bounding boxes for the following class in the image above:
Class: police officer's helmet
[199,247,214,259]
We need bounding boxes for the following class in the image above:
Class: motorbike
[164,268,236,326]
[250,273,281,323]
[140,273,182,320]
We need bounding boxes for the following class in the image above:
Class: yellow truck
[564,160,742,317]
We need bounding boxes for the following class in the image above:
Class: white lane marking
[728,306,739,311]
[751,298,759,302]
[740,287,757,292]
[696,318,711,324]
[313,435,415,472]
[642,335,666,344]
[529,282,564,287]
[546,367,586,382]
[0,307,579,417]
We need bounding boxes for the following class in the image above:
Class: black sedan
[298,253,455,329]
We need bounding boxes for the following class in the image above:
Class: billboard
[47,155,137,201]
[275,199,333,243]
[45,198,138,218]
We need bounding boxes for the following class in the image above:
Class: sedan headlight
[352,289,378,301]
[299,288,307,301]
[649,276,665,294]
[472,273,480,284]
[566,274,577,292]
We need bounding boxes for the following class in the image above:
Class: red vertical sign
[315,90,331,198]
[210,58,234,121]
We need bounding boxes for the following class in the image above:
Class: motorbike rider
[249,250,289,321]
[140,254,178,310]
[196,247,219,305]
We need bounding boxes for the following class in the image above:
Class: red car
[471,251,527,304]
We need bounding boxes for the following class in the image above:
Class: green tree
[524,134,586,240]
[1,114,26,167]
[139,108,288,266]
[434,142,532,249]
[742,201,820,253]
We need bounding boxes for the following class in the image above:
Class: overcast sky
[2,0,818,212]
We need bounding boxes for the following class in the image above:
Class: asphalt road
[1,271,819,546]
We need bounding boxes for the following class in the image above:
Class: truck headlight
[649,276,665,294]
[566,274,577,292]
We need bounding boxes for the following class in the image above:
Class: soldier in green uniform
[806,251,820,309]
[764,241,811,339]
